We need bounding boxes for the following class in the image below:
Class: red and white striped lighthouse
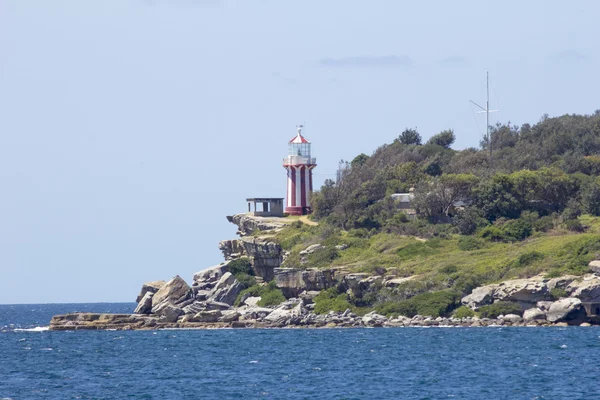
[283,125,317,216]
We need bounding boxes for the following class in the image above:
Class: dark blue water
[1,304,600,399]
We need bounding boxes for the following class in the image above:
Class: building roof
[289,132,310,144]
[246,198,284,202]
[289,125,310,144]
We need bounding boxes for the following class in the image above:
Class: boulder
[135,280,166,303]
[264,308,292,323]
[239,307,272,320]
[343,273,369,297]
[547,298,587,324]
[151,275,192,314]
[299,244,322,256]
[182,301,208,315]
[213,272,237,291]
[158,304,184,323]
[194,310,222,323]
[243,296,261,307]
[523,307,546,321]
[274,268,338,298]
[210,280,244,306]
[193,263,229,284]
[588,260,600,274]
[134,292,154,315]
[218,310,240,323]
[462,286,495,309]
[567,276,600,301]
[502,314,523,323]
[204,300,231,311]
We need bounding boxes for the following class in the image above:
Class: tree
[351,153,370,169]
[427,129,455,149]
[398,128,422,146]
[582,183,600,216]
[412,174,478,218]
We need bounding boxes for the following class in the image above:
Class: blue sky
[1,0,599,303]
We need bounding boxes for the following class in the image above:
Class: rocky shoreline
[49,307,595,331]
[49,213,600,331]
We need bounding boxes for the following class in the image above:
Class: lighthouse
[283,125,317,215]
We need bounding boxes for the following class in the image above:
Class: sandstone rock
[298,290,320,304]
[299,244,322,256]
[204,300,231,311]
[580,322,592,327]
[274,268,338,298]
[239,307,272,320]
[151,275,192,314]
[244,296,261,307]
[219,239,246,260]
[227,213,286,236]
[194,310,222,323]
[158,304,184,323]
[264,308,292,323]
[536,301,554,311]
[218,310,240,322]
[384,276,415,288]
[135,280,167,303]
[588,260,600,274]
[213,272,236,291]
[335,244,349,250]
[343,273,369,297]
[546,276,577,291]
[567,276,600,301]
[134,292,154,315]
[502,314,523,323]
[523,308,546,321]
[240,236,283,281]
[547,298,587,324]
[462,286,495,309]
[210,280,244,306]
[182,301,207,315]
[193,263,229,284]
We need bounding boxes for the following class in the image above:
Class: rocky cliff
[49,214,600,330]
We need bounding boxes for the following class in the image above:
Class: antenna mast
[470,71,498,158]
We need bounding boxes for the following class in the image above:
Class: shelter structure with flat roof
[246,198,284,217]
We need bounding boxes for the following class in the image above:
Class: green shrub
[313,287,352,314]
[235,273,257,289]
[502,219,533,241]
[534,215,554,232]
[228,257,254,276]
[234,285,264,306]
[234,281,286,307]
[478,301,522,318]
[257,288,286,307]
[480,226,506,242]
[458,236,484,251]
[565,219,585,232]
[515,251,544,267]
[307,247,339,268]
[453,306,475,318]
[550,288,568,300]
[375,290,461,318]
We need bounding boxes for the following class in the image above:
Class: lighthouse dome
[288,125,311,158]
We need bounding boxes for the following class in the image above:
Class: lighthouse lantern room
[283,125,317,215]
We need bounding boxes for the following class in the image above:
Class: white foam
[14,326,49,332]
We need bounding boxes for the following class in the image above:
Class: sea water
[1,304,600,399]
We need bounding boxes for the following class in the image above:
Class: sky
[1,0,599,304]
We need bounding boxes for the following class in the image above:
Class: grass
[272,214,600,295]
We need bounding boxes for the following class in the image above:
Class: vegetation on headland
[270,111,600,317]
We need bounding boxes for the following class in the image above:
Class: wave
[13,326,49,332]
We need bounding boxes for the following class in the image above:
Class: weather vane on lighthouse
[283,125,317,215]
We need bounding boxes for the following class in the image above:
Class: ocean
[1,303,599,399]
